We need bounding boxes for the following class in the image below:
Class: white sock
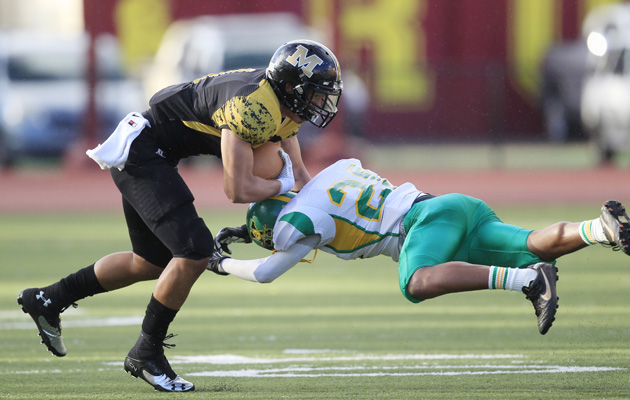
[579,219,607,245]
[489,266,538,292]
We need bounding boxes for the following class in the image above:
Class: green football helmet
[246,191,296,250]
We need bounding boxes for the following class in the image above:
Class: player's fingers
[278,149,293,168]
[220,243,232,255]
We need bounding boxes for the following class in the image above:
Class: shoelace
[162,333,178,350]
[149,333,179,380]
[523,279,542,301]
[602,243,621,251]
[60,302,78,313]
[54,302,78,324]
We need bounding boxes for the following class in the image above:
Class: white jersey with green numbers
[272,158,423,261]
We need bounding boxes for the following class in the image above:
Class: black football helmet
[266,39,343,128]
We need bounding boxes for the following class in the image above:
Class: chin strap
[299,248,318,263]
[272,248,318,264]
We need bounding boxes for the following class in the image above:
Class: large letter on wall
[509,0,555,99]
[340,0,433,110]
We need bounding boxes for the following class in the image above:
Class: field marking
[189,365,624,378]
[0,307,145,331]
[168,353,624,378]
[0,316,142,330]
[169,353,524,365]
[9,353,625,378]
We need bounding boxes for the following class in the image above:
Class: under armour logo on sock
[36,291,52,307]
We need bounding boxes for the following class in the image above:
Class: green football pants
[398,193,544,303]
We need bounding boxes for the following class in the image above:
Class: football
[252,141,284,179]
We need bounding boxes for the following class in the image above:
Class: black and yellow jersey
[142,68,302,161]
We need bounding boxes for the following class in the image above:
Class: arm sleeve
[220,236,319,283]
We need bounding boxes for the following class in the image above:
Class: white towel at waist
[86,112,151,170]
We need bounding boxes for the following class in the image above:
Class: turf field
[1,206,629,399]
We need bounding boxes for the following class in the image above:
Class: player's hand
[276,149,295,195]
[206,250,230,276]
[215,224,252,255]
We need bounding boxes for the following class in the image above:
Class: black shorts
[110,130,214,268]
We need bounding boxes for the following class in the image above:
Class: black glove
[215,224,252,255]
[206,251,230,276]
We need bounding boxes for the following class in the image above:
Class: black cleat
[17,288,67,357]
[600,200,630,255]
[124,333,194,392]
[522,263,559,335]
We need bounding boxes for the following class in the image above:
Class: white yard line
[9,353,625,377]
[170,353,525,365]
[0,316,142,330]
[180,354,623,377]
[189,365,624,378]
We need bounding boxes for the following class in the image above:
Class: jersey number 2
[327,164,393,221]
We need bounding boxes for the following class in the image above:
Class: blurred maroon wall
[84,0,591,142]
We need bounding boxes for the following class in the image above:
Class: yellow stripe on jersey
[184,78,301,147]
[275,115,302,142]
[210,79,293,147]
[181,116,299,146]
[251,79,281,115]
[248,80,302,145]
[182,121,222,136]
[271,193,295,204]
[326,217,386,253]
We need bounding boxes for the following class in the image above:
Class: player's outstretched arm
[210,236,318,283]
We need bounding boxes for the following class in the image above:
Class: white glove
[276,149,295,195]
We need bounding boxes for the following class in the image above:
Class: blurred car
[143,12,322,99]
[580,3,630,163]
[0,31,144,160]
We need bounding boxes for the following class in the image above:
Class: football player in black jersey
[17,40,343,392]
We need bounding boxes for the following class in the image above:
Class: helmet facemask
[293,81,342,128]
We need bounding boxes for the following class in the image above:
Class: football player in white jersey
[208,158,630,335]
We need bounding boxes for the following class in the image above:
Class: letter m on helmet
[285,45,324,78]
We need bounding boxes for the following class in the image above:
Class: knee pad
[183,217,215,260]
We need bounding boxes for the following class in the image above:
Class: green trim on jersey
[279,212,316,237]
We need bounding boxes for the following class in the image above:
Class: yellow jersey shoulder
[212,79,300,147]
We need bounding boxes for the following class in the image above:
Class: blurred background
[1,0,630,171]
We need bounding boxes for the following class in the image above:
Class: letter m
[285,45,324,78]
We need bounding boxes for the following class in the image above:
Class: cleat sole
[124,356,195,392]
[601,201,630,255]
